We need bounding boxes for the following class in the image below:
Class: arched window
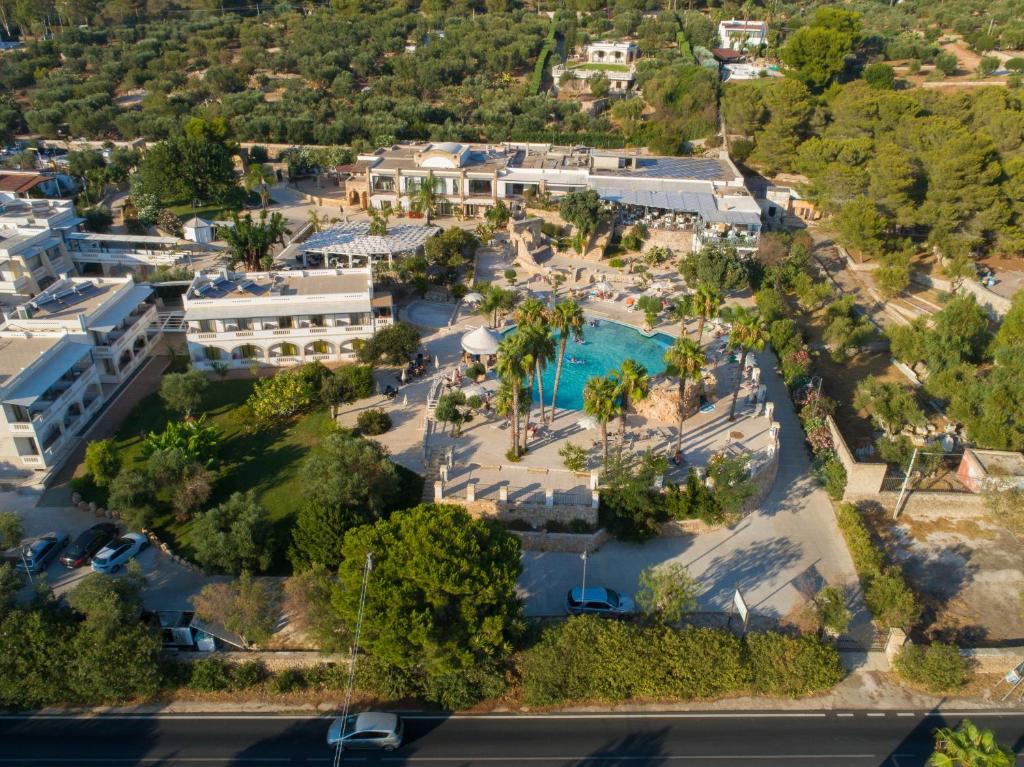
[311,340,329,355]
[279,342,298,356]
[239,344,260,360]
[204,347,222,361]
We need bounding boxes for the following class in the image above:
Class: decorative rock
[71,492,82,505]
[78,501,89,511]
[88,501,97,513]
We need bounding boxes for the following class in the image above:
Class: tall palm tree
[929,719,1013,767]
[496,334,533,459]
[548,300,584,423]
[583,374,621,469]
[412,171,439,224]
[613,359,650,444]
[479,284,518,328]
[663,337,707,457]
[243,163,275,210]
[518,319,555,431]
[727,306,769,422]
[672,284,723,345]
[307,207,325,233]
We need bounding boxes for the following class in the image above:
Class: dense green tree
[134,133,237,205]
[191,492,274,575]
[159,370,208,416]
[862,62,895,90]
[558,189,603,236]
[289,501,350,572]
[298,431,400,529]
[679,244,748,292]
[193,572,280,646]
[853,378,925,439]
[721,82,766,136]
[222,210,289,271]
[781,26,854,91]
[357,321,420,365]
[333,504,523,706]
[636,563,698,625]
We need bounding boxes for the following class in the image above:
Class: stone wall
[441,496,599,528]
[880,490,986,518]
[513,527,611,553]
[826,415,887,500]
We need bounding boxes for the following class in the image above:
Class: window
[278,316,293,329]
[204,347,222,361]
[311,340,329,354]
[24,254,43,271]
[279,343,298,356]
[468,179,492,196]
[239,345,259,360]
[371,176,396,193]
[237,318,252,331]
[198,320,215,333]
[9,404,31,423]
[309,315,324,328]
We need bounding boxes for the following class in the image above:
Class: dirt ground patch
[860,503,1024,645]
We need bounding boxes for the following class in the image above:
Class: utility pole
[579,549,588,599]
[892,447,917,520]
[332,552,373,767]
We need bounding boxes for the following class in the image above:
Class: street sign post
[733,588,749,633]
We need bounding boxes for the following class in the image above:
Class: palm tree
[243,163,275,210]
[929,719,1013,767]
[583,374,621,469]
[495,334,533,459]
[548,300,584,423]
[674,284,723,345]
[518,322,555,440]
[663,337,707,457]
[221,210,290,271]
[726,306,769,422]
[307,207,325,233]
[479,284,517,328]
[613,359,650,444]
[412,171,439,224]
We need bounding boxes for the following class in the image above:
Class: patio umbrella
[400,368,408,384]
[460,326,502,357]
[592,281,612,292]
[577,415,598,430]
[463,291,484,304]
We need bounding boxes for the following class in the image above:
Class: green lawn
[80,377,422,572]
[166,200,243,223]
[570,62,630,72]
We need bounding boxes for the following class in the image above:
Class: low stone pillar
[545,488,554,507]
[752,367,761,386]
[884,628,908,668]
[434,481,444,502]
[439,465,449,483]
[589,470,600,490]
[591,490,600,510]
[757,384,767,403]
[499,484,508,503]
[466,482,476,502]
[446,447,454,469]
[764,401,775,421]
[769,420,781,441]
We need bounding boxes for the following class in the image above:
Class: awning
[184,299,371,321]
[87,285,153,333]
[3,341,92,407]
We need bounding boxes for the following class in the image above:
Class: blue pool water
[514,319,674,412]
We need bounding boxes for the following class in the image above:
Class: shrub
[814,452,847,500]
[268,668,306,694]
[188,658,234,692]
[608,257,625,268]
[894,643,971,694]
[864,567,921,629]
[230,660,268,689]
[356,409,391,436]
[520,618,844,706]
[159,370,208,416]
[465,362,485,378]
[746,632,844,697]
[354,654,416,700]
[834,503,885,574]
[731,138,755,162]
[558,442,587,472]
[569,518,593,534]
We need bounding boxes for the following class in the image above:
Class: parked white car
[90,532,149,574]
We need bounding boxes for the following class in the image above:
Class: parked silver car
[565,586,635,616]
[15,532,69,574]
[91,532,148,574]
[326,712,403,751]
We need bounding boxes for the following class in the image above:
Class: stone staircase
[420,445,447,502]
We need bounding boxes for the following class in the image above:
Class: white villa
[718,19,768,51]
[0,275,158,473]
[183,267,394,370]
[346,142,762,251]
[552,40,639,93]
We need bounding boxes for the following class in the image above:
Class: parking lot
[7,492,214,611]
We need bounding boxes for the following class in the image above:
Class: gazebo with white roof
[460,325,503,366]
[299,222,441,267]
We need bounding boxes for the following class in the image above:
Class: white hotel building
[183,268,394,370]
[0,275,158,473]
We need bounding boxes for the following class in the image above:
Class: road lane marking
[0,760,292,763]
[836,713,854,717]
[896,713,915,717]
[866,713,885,718]
[401,713,831,720]
[376,755,878,762]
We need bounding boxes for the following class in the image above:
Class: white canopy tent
[460,325,503,356]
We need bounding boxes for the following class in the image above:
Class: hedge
[834,503,920,629]
[530,21,558,95]
[894,643,971,694]
[520,616,843,706]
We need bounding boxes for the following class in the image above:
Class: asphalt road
[1,711,1023,766]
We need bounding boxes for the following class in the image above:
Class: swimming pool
[525,319,674,412]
